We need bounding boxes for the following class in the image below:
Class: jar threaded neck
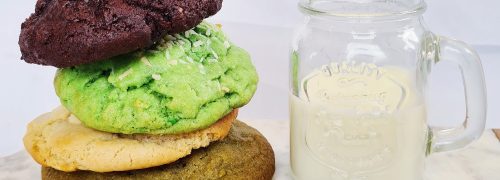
[299,0,427,18]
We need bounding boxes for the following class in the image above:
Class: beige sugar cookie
[23,106,236,173]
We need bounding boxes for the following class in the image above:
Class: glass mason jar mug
[289,0,487,179]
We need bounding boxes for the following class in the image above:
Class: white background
[0,0,498,157]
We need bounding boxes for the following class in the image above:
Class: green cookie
[54,22,258,135]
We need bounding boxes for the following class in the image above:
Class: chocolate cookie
[41,120,276,180]
[19,0,223,68]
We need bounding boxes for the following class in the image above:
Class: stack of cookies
[18,0,275,179]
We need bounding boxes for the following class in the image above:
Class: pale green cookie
[54,22,258,134]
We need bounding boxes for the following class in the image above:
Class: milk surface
[290,63,428,180]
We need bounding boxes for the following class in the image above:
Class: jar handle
[429,36,487,153]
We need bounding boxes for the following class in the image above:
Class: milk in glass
[290,63,428,180]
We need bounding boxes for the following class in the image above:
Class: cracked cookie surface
[19,0,223,68]
[23,106,237,172]
[54,22,258,134]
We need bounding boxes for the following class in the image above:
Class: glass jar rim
[299,0,427,19]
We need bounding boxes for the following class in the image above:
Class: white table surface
[1,119,499,180]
